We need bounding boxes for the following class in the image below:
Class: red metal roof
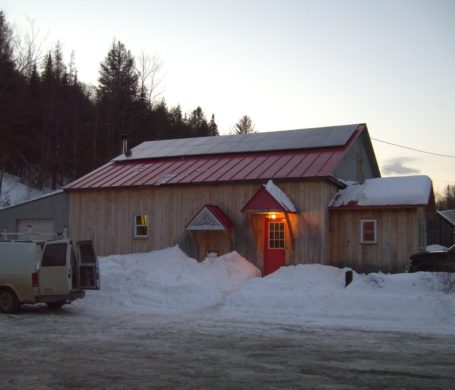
[66,126,364,190]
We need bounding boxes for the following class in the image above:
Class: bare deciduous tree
[13,18,46,79]
[136,50,164,105]
[233,115,256,135]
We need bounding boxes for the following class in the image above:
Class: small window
[360,219,377,244]
[42,243,67,266]
[134,215,148,238]
[269,222,285,249]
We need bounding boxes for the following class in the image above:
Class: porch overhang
[241,180,297,214]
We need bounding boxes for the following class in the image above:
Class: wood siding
[333,131,380,182]
[329,207,426,273]
[68,180,338,271]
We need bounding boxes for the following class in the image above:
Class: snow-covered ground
[0,173,50,207]
[85,246,455,335]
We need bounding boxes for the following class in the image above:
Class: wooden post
[284,212,295,264]
[345,270,353,287]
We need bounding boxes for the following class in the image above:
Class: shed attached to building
[328,176,434,273]
[0,190,68,238]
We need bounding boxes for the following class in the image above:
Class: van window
[42,243,67,266]
[79,243,96,264]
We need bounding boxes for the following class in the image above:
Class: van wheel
[47,301,66,310]
[0,288,19,314]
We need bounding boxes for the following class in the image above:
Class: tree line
[436,185,455,210]
[0,11,220,195]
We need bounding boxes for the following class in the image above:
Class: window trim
[268,221,285,249]
[360,219,377,244]
[133,214,149,239]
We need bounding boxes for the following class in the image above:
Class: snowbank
[87,247,455,335]
[90,246,260,314]
[220,265,455,334]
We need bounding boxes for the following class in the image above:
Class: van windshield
[42,243,67,266]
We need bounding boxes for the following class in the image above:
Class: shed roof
[329,176,433,208]
[66,124,367,190]
[437,210,455,226]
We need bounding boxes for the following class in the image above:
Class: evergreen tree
[208,114,218,136]
[437,185,455,210]
[97,40,139,161]
[0,11,221,193]
[0,11,18,198]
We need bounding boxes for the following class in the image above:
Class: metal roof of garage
[66,124,366,190]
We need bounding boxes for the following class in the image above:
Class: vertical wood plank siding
[329,207,425,273]
[68,180,338,269]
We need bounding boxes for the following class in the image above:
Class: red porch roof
[186,205,235,231]
[242,181,297,213]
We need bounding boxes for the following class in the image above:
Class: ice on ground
[86,247,455,335]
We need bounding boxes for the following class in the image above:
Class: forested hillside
[0,11,218,197]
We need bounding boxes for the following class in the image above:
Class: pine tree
[208,114,218,136]
[0,11,15,198]
[97,40,139,161]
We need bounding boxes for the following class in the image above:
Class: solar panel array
[113,124,360,161]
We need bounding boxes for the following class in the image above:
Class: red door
[264,220,286,276]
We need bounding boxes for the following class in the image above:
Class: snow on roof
[329,175,432,208]
[264,180,297,212]
[437,210,455,226]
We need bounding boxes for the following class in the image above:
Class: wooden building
[65,123,433,274]
[328,176,434,273]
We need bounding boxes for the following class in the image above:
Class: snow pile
[90,246,260,314]
[329,175,432,207]
[426,244,447,252]
[220,265,455,334]
[86,247,455,334]
[0,173,50,208]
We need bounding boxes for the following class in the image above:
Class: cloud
[382,157,420,175]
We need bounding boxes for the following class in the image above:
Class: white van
[0,238,100,313]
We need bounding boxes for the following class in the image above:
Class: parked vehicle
[409,245,455,272]
[0,237,100,313]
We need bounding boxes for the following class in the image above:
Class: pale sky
[3,0,454,195]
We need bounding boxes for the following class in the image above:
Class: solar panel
[113,124,361,161]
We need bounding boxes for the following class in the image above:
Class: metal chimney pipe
[121,134,128,155]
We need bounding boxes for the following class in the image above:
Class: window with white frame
[360,219,377,244]
[134,215,149,238]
